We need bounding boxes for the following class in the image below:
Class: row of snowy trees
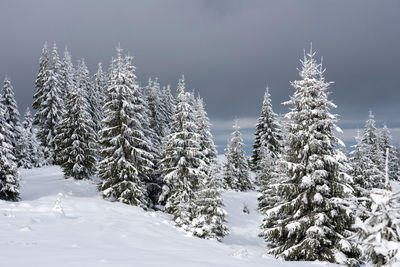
[0,42,227,241]
[252,47,400,266]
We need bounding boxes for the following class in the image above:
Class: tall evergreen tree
[98,47,153,208]
[194,96,218,167]
[158,75,207,229]
[55,70,97,180]
[1,77,21,157]
[259,48,359,265]
[351,130,384,195]
[33,42,49,112]
[145,77,165,146]
[33,42,64,164]
[223,120,252,191]
[378,125,398,181]
[143,78,167,205]
[252,87,282,171]
[16,108,45,168]
[76,59,102,134]
[93,62,107,131]
[161,84,175,130]
[60,47,74,99]
[0,101,19,201]
[362,111,385,173]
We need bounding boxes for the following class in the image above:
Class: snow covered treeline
[0,42,227,241]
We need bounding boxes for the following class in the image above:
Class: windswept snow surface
[1,166,339,267]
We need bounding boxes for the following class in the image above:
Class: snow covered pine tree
[93,62,108,132]
[223,119,252,191]
[361,111,385,184]
[158,75,207,230]
[33,42,65,164]
[0,98,19,201]
[252,87,282,172]
[54,62,97,180]
[98,47,154,208]
[257,147,286,214]
[259,47,360,265]
[378,125,399,182]
[192,172,229,241]
[191,93,227,240]
[16,108,45,168]
[1,77,21,159]
[194,95,218,168]
[351,130,384,196]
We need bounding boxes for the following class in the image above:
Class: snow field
[0,166,334,267]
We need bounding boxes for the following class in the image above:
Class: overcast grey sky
[0,0,399,152]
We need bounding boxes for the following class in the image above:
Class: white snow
[0,165,346,266]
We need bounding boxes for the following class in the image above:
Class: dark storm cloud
[0,0,399,152]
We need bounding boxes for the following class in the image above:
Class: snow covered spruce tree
[257,147,286,214]
[0,100,19,201]
[350,130,384,196]
[194,96,218,167]
[260,47,360,265]
[33,42,64,164]
[192,172,229,241]
[1,77,21,158]
[362,111,385,175]
[378,125,399,181]
[33,42,49,114]
[145,78,167,147]
[161,84,175,130]
[357,151,400,266]
[252,87,282,171]
[76,59,102,134]
[189,95,228,240]
[223,120,252,191]
[54,66,97,180]
[93,62,108,131]
[16,108,45,168]
[60,47,74,99]
[98,47,154,208]
[158,75,207,230]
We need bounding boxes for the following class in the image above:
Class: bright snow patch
[0,165,363,266]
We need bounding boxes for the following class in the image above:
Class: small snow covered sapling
[243,202,250,214]
[53,193,65,216]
